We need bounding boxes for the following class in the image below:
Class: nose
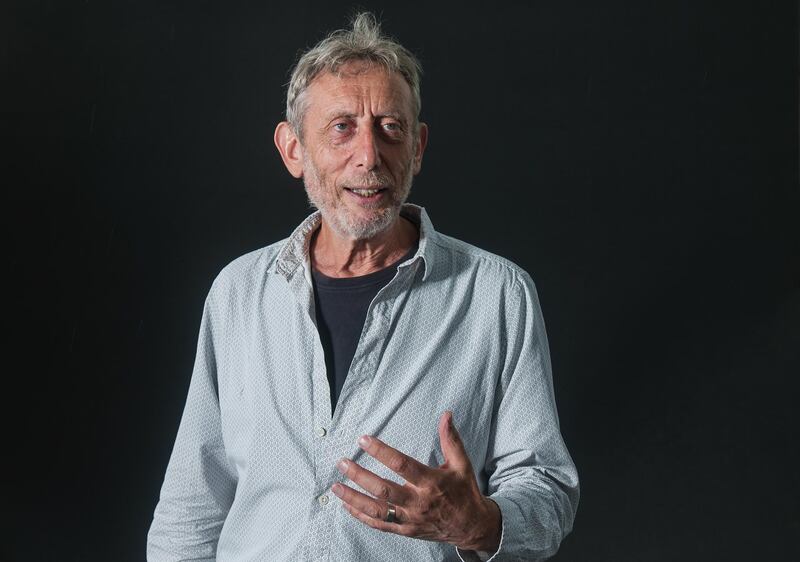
[354,125,381,170]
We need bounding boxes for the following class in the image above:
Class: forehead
[304,62,414,118]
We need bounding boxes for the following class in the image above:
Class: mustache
[339,171,394,190]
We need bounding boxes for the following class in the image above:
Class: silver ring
[384,503,397,523]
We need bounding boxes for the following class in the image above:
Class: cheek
[315,153,348,180]
[387,145,415,171]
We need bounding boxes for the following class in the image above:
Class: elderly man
[148,12,578,562]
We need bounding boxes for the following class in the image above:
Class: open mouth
[344,187,387,199]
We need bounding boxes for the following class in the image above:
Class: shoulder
[206,238,288,304]
[428,232,536,294]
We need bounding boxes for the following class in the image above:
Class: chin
[330,207,400,241]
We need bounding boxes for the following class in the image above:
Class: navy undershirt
[311,244,418,415]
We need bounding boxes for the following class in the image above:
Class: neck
[310,215,418,278]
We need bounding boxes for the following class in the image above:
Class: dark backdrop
[5,1,799,560]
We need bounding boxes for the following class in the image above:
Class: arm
[328,270,578,561]
[473,270,579,561]
[147,292,237,561]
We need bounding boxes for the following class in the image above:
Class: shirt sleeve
[459,270,579,561]
[147,290,238,561]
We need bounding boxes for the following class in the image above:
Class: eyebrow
[324,111,357,122]
[322,110,407,123]
[377,112,406,122]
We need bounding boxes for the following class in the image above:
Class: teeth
[350,189,380,196]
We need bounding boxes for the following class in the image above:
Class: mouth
[343,187,388,201]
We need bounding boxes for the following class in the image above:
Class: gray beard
[302,157,414,241]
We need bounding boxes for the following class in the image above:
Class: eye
[332,122,349,132]
[382,122,400,131]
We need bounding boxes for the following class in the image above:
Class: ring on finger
[384,503,397,523]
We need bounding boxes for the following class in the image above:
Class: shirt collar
[273,203,437,282]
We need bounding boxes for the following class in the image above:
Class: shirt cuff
[455,498,505,562]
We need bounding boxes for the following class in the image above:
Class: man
[148,12,578,562]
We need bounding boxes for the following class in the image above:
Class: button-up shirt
[147,205,579,561]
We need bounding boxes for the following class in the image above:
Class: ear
[412,122,429,175]
[274,121,304,178]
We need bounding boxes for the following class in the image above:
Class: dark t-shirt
[311,245,417,414]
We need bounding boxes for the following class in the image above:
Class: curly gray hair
[285,12,423,139]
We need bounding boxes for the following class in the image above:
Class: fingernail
[331,483,343,496]
[358,435,372,448]
[448,411,455,428]
[336,458,349,473]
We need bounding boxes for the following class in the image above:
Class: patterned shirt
[147,204,579,561]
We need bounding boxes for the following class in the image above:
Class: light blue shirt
[147,204,579,561]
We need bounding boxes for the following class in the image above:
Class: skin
[334,411,502,553]
[274,61,427,277]
[273,62,502,553]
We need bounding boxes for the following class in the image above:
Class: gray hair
[285,12,423,139]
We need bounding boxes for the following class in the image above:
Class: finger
[340,500,420,538]
[336,458,414,505]
[331,483,411,526]
[358,435,431,485]
[437,410,472,473]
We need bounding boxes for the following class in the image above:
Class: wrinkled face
[298,62,426,240]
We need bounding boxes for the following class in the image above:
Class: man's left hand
[331,410,502,553]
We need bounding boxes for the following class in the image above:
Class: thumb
[438,410,472,472]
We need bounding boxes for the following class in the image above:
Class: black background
[5,1,799,560]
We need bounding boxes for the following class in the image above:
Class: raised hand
[331,411,502,552]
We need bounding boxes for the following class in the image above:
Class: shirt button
[318,494,330,506]
[315,427,327,437]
